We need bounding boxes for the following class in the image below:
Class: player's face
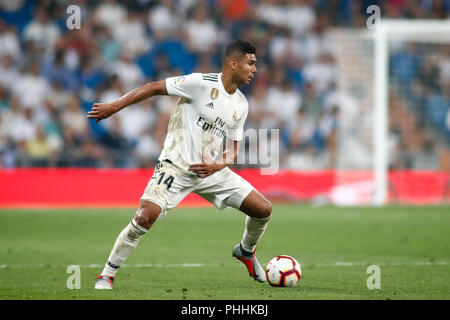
[235,53,257,85]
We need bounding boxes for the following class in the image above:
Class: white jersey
[159,72,248,171]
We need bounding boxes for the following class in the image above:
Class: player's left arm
[188,139,240,178]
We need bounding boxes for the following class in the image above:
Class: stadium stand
[0,0,449,170]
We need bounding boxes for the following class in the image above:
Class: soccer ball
[265,255,302,287]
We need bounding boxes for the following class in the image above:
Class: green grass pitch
[0,204,449,300]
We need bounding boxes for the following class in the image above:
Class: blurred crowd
[389,42,450,170]
[0,0,449,169]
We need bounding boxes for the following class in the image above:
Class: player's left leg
[238,189,272,252]
[193,169,271,282]
[232,189,272,282]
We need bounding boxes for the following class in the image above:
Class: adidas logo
[206,102,214,109]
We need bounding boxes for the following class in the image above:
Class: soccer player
[88,40,272,290]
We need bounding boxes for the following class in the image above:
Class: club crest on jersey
[232,110,238,122]
[210,88,219,100]
[175,76,186,85]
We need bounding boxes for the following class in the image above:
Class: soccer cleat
[232,243,266,283]
[95,275,115,290]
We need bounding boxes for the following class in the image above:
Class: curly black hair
[222,39,256,62]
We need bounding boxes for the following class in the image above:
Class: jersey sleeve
[165,73,202,100]
[226,106,248,141]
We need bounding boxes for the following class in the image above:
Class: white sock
[101,219,148,277]
[240,215,271,254]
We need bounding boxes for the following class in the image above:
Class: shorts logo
[175,76,186,85]
[210,88,219,100]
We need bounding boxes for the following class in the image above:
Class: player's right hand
[87,102,118,122]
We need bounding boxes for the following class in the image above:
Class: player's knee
[262,200,272,219]
[134,200,162,229]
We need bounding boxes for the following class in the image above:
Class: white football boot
[95,275,115,290]
[232,243,266,283]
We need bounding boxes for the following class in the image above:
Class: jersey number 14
[157,172,174,190]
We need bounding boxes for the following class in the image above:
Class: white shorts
[141,160,254,219]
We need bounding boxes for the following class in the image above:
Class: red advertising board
[0,169,448,208]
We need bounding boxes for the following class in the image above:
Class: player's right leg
[95,200,162,290]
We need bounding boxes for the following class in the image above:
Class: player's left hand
[189,156,226,178]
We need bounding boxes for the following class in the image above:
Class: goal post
[374,19,450,205]
[329,19,450,206]
[373,20,388,206]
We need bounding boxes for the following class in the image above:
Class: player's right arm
[87,80,167,122]
[87,73,201,122]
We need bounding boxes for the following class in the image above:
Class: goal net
[328,19,450,205]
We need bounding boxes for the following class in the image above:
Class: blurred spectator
[176,0,199,18]
[0,54,19,90]
[116,101,156,144]
[300,81,322,120]
[285,0,316,36]
[12,62,50,110]
[390,43,421,89]
[5,103,37,146]
[41,49,79,90]
[288,107,316,151]
[99,75,125,106]
[153,52,175,79]
[22,6,61,53]
[148,0,179,37]
[0,19,21,59]
[112,7,150,57]
[46,81,72,111]
[219,0,250,22]
[76,138,108,168]
[0,0,25,12]
[303,52,338,96]
[255,0,286,29]
[55,27,93,69]
[278,80,302,126]
[99,116,132,167]
[97,25,121,64]
[256,0,315,36]
[268,29,303,66]
[265,71,301,128]
[108,52,144,91]
[0,85,8,112]
[318,105,339,168]
[25,125,52,167]
[247,84,270,129]
[302,14,335,62]
[95,0,127,31]
[428,0,450,19]
[135,126,163,167]
[61,95,89,141]
[184,5,219,56]
[78,55,105,91]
